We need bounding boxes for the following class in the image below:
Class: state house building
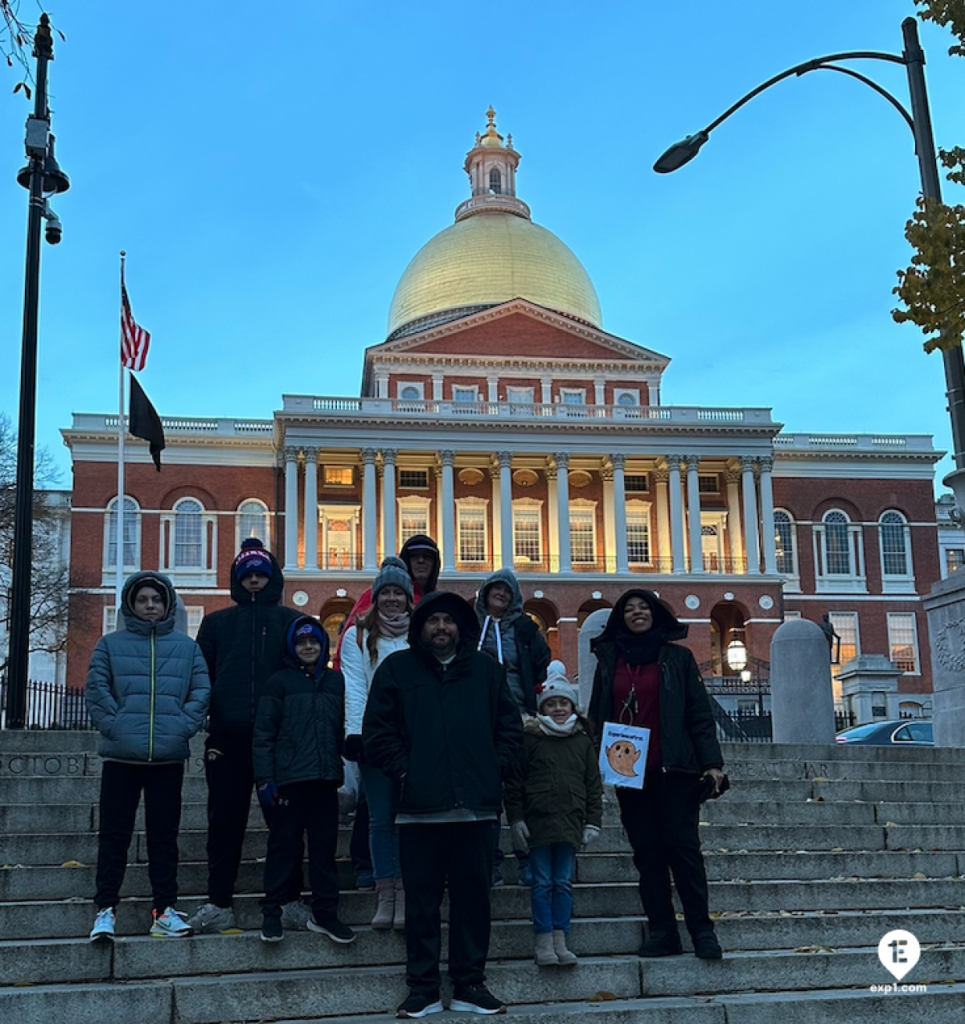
[63,111,942,716]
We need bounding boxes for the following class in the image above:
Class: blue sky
[1,1,963,488]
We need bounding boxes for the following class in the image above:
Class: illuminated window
[324,467,353,486]
[513,505,542,564]
[399,497,430,547]
[627,503,651,564]
[888,613,919,673]
[570,506,597,564]
[237,499,270,548]
[774,510,797,576]
[457,503,488,563]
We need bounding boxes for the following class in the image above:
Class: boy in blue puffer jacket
[253,617,354,945]
[86,572,209,942]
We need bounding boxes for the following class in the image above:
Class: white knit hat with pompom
[536,660,580,712]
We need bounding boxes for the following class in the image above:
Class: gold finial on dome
[480,105,504,149]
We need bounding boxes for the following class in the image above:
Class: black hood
[400,534,440,596]
[591,589,688,652]
[408,591,479,651]
[230,548,286,606]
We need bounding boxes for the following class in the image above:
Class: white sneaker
[281,900,312,930]
[187,902,236,934]
[90,907,116,943]
[150,907,192,937]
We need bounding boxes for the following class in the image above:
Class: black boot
[692,931,723,959]
[638,927,683,957]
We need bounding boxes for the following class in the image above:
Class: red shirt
[611,657,663,772]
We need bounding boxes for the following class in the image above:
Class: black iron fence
[0,677,92,730]
[710,700,855,743]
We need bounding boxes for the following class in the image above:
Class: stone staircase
[1,731,965,1023]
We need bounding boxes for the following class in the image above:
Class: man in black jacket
[363,592,523,1019]
[188,538,302,934]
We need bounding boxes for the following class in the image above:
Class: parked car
[835,720,933,746]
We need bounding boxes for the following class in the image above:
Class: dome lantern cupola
[456,107,530,222]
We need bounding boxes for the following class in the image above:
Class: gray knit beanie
[536,660,581,712]
[372,556,414,603]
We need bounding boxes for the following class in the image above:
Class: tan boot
[371,879,394,930]
[553,929,578,965]
[535,931,559,966]
[393,878,405,930]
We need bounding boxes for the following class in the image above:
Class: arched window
[823,511,852,575]
[174,499,203,567]
[774,510,797,577]
[237,499,270,549]
[879,511,910,577]
[489,167,502,194]
[815,509,866,593]
[105,496,140,573]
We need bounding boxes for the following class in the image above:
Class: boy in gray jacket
[86,572,210,942]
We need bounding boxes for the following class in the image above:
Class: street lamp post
[5,15,69,729]
[653,16,965,485]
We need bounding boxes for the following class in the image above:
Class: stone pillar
[375,374,389,398]
[759,456,778,575]
[577,608,612,712]
[741,457,761,574]
[303,447,319,570]
[594,378,606,407]
[546,464,560,566]
[602,464,616,572]
[490,466,503,567]
[837,656,903,725]
[924,575,965,746]
[667,455,686,574]
[654,468,670,572]
[440,450,456,573]
[498,451,514,569]
[540,377,553,405]
[770,618,837,742]
[381,448,398,558]
[283,446,299,571]
[362,448,378,571]
[432,375,444,401]
[555,452,572,573]
[726,469,744,571]
[612,454,629,574]
[686,455,704,575]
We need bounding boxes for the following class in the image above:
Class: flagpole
[116,252,127,618]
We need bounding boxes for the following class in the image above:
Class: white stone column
[303,447,319,570]
[741,456,761,574]
[726,469,744,571]
[432,375,444,401]
[594,378,606,407]
[487,377,499,403]
[540,377,553,405]
[546,464,560,564]
[376,374,389,398]
[667,455,686,574]
[759,456,778,575]
[612,454,629,574]
[555,452,572,573]
[440,450,456,572]
[362,448,378,571]
[381,448,398,558]
[686,454,704,575]
[283,446,300,571]
[498,451,514,569]
[602,465,616,572]
[490,467,502,568]
[655,468,671,572]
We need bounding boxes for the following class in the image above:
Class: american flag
[120,266,151,371]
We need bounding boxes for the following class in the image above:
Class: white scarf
[536,712,578,737]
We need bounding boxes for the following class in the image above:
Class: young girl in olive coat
[503,661,604,966]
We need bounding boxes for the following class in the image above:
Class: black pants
[262,780,340,921]
[204,731,303,907]
[399,820,495,995]
[616,773,714,939]
[95,760,183,913]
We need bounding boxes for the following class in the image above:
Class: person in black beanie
[188,538,302,934]
[588,589,726,960]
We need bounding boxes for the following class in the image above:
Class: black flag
[129,374,166,471]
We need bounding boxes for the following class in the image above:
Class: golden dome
[388,213,602,337]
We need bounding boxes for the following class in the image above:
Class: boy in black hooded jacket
[188,538,302,934]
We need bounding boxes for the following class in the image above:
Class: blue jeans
[359,761,401,880]
[529,842,576,934]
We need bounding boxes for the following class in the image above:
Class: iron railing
[0,677,92,730]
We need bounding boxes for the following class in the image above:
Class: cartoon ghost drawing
[606,740,641,778]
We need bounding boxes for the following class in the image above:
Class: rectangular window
[103,607,117,634]
[625,474,649,494]
[399,505,429,546]
[507,387,535,405]
[947,548,965,574]
[107,500,138,567]
[888,613,919,673]
[457,506,487,562]
[513,507,542,563]
[627,508,651,564]
[453,386,478,403]
[324,467,353,486]
[398,469,429,490]
[184,606,204,640]
[560,389,586,405]
[698,474,719,494]
[570,508,596,564]
[829,612,859,672]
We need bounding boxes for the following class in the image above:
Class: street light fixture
[726,637,748,673]
[5,15,69,729]
[654,18,965,493]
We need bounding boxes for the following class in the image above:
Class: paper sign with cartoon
[598,722,650,789]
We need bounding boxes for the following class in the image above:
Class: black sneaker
[638,931,683,957]
[450,984,507,1015]
[693,932,723,960]
[396,991,444,1019]
[307,914,356,944]
[260,915,283,943]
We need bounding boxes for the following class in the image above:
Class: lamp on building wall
[726,636,748,673]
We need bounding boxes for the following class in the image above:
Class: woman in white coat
[341,558,413,929]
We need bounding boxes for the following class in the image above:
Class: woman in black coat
[588,589,726,960]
